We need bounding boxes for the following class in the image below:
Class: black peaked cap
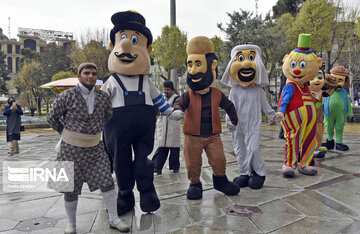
[110,10,153,47]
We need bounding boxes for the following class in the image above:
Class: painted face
[108,30,151,75]
[283,51,322,87]
[309,70,325,92]
[332,74,347,90]
[186,54,217,91]
[229,49,257,87]
[78,67,98,90]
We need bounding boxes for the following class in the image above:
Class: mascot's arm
[220,92,238,126]
[346,95,353,116]
[278,84,294,114]
[172,91,190,112]
[260,88,276,119]
[149,80,174,116]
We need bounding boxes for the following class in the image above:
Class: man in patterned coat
[47,63,129,234]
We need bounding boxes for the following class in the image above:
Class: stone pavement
[0,123,360,233]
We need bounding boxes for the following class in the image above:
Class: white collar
[78,82,95,95]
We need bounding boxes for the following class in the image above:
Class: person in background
[3,96,23,155]
[152,80,181,175]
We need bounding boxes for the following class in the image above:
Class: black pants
[152,147,180,171]
[104,105,157,195]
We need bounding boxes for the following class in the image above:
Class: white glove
[227,121,236,132]
[169,110,184,121]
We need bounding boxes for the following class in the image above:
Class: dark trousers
[104,105,157,195]
[152,147,180,171]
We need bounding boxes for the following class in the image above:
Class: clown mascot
[173,36,240,200]
[322,66,353,151]
[277,34,322,177]
[102,10,182,215]
[221,44,279,189]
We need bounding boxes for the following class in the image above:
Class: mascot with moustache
[102,10,183,215]
[221,44,280,189]
[173,36,240,200]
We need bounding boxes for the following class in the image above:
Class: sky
[1,0,279,42]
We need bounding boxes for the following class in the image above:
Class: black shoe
[233,175,250,188]
[187,182,203,200]
[336,143,349,151]
[172,169,179,173]
[117,191,135,215]
[314,151,326,158]
[213,174,240,196]
[154,168,162,175]
[321,139,334,150]
[248,171,266,190]
[140,185,160,213]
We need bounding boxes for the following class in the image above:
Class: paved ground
[0,123,360,233]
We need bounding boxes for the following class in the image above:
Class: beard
[186,67,214,91]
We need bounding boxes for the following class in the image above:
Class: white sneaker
[110,220,130,232]
[64,223,76,234]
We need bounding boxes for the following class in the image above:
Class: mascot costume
[102,10,182,215]
[173,36,240,200]
[277,34,322,178]
[221,44,278,189]
[322,66,353,151]
[309,69,338,158]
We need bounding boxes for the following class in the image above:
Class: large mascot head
[330,66,349,90]
[108,10,153,75]
[221,44,269,88]
[186,36,218,92]
[283,34,322,87]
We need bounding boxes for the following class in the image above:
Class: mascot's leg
[322,115,335,150]
[183,134,203,200]
[232,131,250,187]
[206,135,240,195]
[298,105,318,176]
[104,113,135,216]
[133,106,160,213]
[281,118,300,178]
[335,114,348,151]
[247,131,266,189]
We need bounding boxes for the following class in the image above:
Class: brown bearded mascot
[173,36,240,200]
[102,10,182,215]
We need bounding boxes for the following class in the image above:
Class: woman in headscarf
[3,96,23,155]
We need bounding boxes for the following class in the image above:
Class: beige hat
[77,62,98,75]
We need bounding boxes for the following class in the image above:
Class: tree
[70,40,110,79]
[41,43,74,80]
[211,36,228,77]
[17,61,47,115]
[0,51,10,94]
[272,0,304,19]
[286,0,336,56]
[152,25,187,80]
[52,71,76,81]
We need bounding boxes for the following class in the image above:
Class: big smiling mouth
[240,70,254,77]
[192,78,202,82]
[292,75,303,80]
[120,59,134,63]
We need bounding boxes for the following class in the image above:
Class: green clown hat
[294,34,313,54]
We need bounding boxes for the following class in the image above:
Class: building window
[16,57,20,73]
[7,44,12,54]
[16,45,20,54]
[7,57,13,73]
[40,47,45,53]
[24,39,36,51]
[0,44,2,51]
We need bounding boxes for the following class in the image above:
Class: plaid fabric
[47,85,114,195]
